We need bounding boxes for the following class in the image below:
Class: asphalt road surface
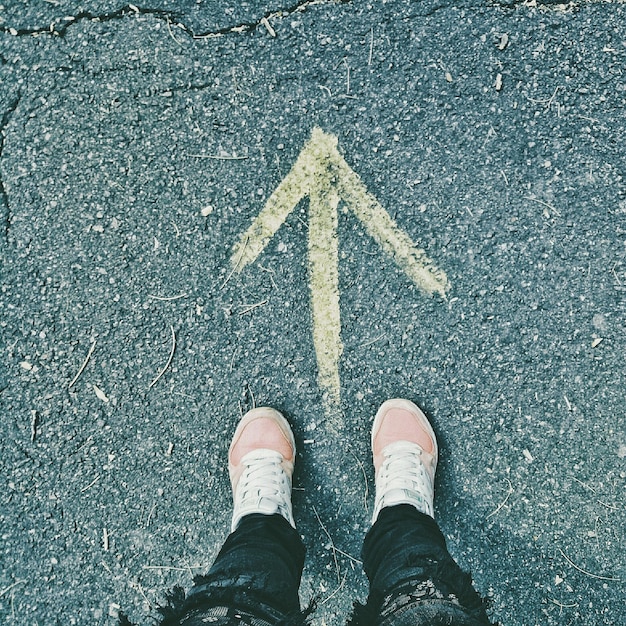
[1,1,625,625]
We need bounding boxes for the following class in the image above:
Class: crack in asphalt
[0,93,21,245]
[186,0,349,38]
[202,0,349,37]
[0,6,181,37]
[0,0,347,40]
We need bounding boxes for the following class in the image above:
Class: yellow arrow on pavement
[231,127,449,431]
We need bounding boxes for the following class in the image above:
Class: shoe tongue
[241,448,284,462]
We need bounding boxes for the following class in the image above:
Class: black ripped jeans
[153,506,493,626]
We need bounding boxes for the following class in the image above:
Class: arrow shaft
[308,177,343,430]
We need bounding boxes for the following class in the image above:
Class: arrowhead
[231,127,449,298]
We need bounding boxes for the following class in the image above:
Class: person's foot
[228,407,296,531]
[371,398,438,522]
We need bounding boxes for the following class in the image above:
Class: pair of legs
[134,400,493,626]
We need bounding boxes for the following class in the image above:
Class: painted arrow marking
[230,127,449,431]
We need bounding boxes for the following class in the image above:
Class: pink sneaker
[371,399,439,522]
[228,407,296,531]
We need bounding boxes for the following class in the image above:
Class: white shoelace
[231,449,294,531]
[373,441,435,522]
